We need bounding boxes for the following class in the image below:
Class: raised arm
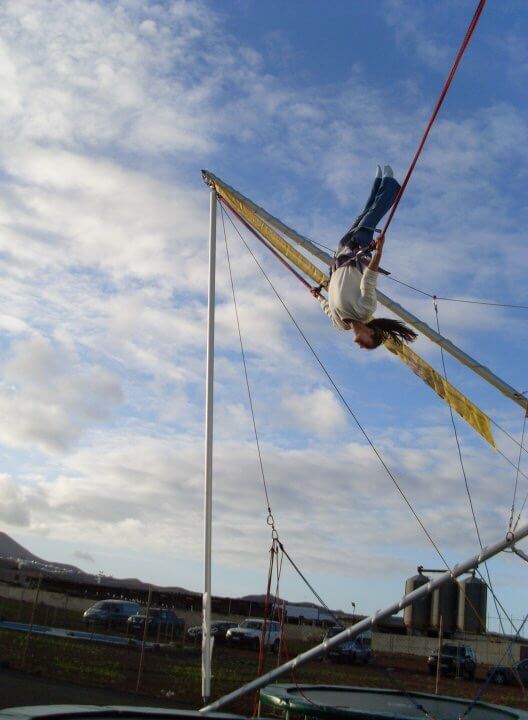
[367,234,384,272]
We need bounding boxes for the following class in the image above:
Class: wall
[372,631,521,665]
[0,583,321,640]
[0,583,521,662]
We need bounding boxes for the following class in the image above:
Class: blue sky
[1,0,528,632]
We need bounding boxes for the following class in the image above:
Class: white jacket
[320,266,377,329]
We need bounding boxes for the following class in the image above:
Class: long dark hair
[365,318,418,349]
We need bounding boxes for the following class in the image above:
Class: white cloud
[382,0,454,70]
[72,549,95,563]
[0,474,30,526]
[0,334,122,453]
[0,0,525,616]
[281,387,347,437]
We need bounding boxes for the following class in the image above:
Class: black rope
[304,236,336,253]
[277,541,342,628]
[280,538,436,720]
[513,483,528,533]
[385,275,528,310]
[222,205,525,709]
[433,299,482,546]
[219,204,528,717]
[384,278,528,461]
[490,417,528,460]
[370,661,437,720]
[219,203,275,523]
[509,409,528,532]
[475,568,524,639]
[461,610,528,719]
[433,298,506,636]
[222,204,450,568]
[385,275,435,299]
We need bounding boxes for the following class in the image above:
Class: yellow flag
[385,340,495,448]
[209,175,328,288]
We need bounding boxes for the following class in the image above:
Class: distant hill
[0,532,45,563]
[0,531,81,574]
[0,531,198,594]
[0,533,339,609]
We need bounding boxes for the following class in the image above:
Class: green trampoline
[259,684,528,720]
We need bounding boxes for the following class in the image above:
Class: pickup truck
[427,644,476,679]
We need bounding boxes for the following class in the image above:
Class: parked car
[226,618,281,651]
[323,626,371,664]
[127,608,185,638]
[488,658,528,686]
[82,600,141,628]
[427,644,477,679]
[186,621,238,643]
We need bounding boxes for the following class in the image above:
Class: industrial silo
[431,579,458,634]
[457,575,487,634]
[404,574,431,634]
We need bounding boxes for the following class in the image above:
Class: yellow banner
[210,176,328,288]
[208,171,495,448]
[385,339,495,447]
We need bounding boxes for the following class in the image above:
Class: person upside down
[311,164,418,350]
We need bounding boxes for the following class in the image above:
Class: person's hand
[310,286,322,298]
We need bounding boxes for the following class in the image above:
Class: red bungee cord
[379,0,487,239]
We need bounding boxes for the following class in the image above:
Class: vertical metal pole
[136,585,152,692]
[21,573,42,670]
[435,614,443,694]
[202,187,217,703]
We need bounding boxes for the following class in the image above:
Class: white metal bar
[201,170,527,412]
[200,522,528,712]
[202,187,217,703]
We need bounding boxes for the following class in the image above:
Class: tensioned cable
[223,202,519,658]
[221,203,347,634]
[304,236,335,254]
[385,275,528,310]
[513,470,528,532]
[221,198,528,482]
[382,276,528,459]
[475,567,524,640]
[508,409,528,532]
[433,299,483,548]
[222,199,439,709]
[281,536,438,719]
[277,540,342,628]
[433,298,507,635]
[219,203,274,518]
[488,420,527,461]
[462,610,528,719]
[220,201,450,568]
[273,548,437,720]
[379,0,487,239]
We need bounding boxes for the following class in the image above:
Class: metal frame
[201,523,528,712]
[201,170,528,413]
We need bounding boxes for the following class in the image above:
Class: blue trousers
[337,175,401,251]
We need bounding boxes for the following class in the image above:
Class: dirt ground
[0,627,527,716]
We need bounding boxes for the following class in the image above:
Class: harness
[328,242,390,282]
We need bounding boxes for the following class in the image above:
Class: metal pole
[21,573,42,670]
[200,522,528,713]
[136,585,152,692]
[202,186,217,704]
[435,614,443,694]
